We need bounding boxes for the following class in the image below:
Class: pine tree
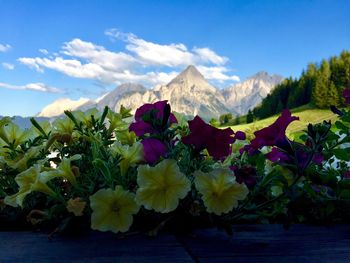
[312,60,330,108]
[246,110,254,123]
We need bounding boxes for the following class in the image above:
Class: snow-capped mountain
[37,98,92,117]
[94,66,230,120]
[221,71,284,115]
[37,66,284,120]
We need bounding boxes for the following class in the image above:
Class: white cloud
[197,66,240,82]
[0,82,63,93]
[0,43,11,52]
[193,48,228,65]
[39,49,49,55]
[19,29,240,87]
[2,62,15,70]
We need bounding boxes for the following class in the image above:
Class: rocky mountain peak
[168,65,208,87]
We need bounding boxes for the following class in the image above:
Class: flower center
[111,202,121,213]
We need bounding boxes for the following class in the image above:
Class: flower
[344,88,350,104]
[129,101,177,137]
[136,159,191,213]
[67,198,86,216]
[141,138,167,164]
[266,147,290,163]
[0,123,31,147]
[107,111,129,134]
[230,165,257,188]
[3,146,44,172]
[67,197,86,216]
[42,155,81,185]
[90,186,139,233]
[53,117,75,135]
[194,168,249,215]
[111,141,144,175]
[182,116,243,160]
[241,109,299,154]
[4,165,56,207]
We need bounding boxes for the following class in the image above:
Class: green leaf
[335,121,349,131]
[333,148,350,161]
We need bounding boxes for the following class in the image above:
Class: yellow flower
[116,130,137,146]
[4,146,44,172]
[67,197,86,216]
[0,117,11,144]
[194,168,249,215]
[0,123,31,147]
[111,141,144,176]
[107,111,129,134]
[136,159,191,213]
[4,165,56,207]
[53,118,75,135]
[89,186,139,233]
[42,154,81,185]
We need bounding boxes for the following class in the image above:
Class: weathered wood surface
[1,225,350,262]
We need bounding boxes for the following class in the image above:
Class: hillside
[252,50,350,120]
[229,106,339,139]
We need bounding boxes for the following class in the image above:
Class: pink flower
[242,109,299,153]
[182,116,244,160]
[141,138,167,164]
[129,101,177,137]
[266,147,290,162]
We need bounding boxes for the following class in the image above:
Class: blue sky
[0,0,349,116]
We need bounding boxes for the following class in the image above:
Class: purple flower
[182,116,238,160]
[312,153,324,165]
[234,131,246,141]
[141,138,167,164]
[266,147,290,162]
[230,165,257,189]
[241,110,299,154]
[344,89,350,105]
[129,121,156,137]
[130,101,177,136]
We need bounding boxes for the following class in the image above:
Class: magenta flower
[129,121,156,137]
[312,153,324,165]
[344,89,350,104]
[129,101,177,137]
[230,165,257,188]
[182,116,244,160]
[344,170,350,179]
[266,147,290,162]
[246,109,299,151]
[141,138,167,164]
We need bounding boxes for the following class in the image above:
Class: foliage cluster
[0,93,349,236]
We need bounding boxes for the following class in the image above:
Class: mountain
[37,66,283,120]
[146,65,230,119]
[221,71,284,115]
[38,97,92,117]
[83,65,231,120]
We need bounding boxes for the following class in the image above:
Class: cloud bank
[0,82,63,93]
[18,29,239,87]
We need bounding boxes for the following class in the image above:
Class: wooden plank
[1,225,350,262]
[178,225,350,262]
[0,231,194,262]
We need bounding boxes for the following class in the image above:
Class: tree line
[253,50,350,120]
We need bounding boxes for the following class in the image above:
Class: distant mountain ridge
[222,71,284,115]
[37,66,284,120]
